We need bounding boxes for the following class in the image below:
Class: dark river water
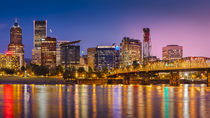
[0,84,210,118]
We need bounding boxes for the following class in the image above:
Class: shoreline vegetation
[0,76,207,85]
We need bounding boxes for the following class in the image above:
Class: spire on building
[13,18,19,27]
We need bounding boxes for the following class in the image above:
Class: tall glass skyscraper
[32,20,47,65]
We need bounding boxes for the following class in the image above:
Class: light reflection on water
[0,84,210,118]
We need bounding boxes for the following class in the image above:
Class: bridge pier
[170,72,180,86]
[142,72,150,85]
[123,76,130,84]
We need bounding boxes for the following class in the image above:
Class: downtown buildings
[162,45,183,60]
[1,19,190,72]
[31,20,57,69]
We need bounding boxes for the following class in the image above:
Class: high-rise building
[162,45,183,60]
[120,37,142,67]
[87,47,96,70]
[8,19,24,68]
[60,42,80,69]
[94,45,120,71]
[143,28,151,61]
[56,41,70,66]
[41,37,56,68]
[32,20,47,65]
[0,52,20,70]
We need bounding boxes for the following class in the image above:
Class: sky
[0,0,210,59]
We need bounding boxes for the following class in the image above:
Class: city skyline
[0,0,210,58]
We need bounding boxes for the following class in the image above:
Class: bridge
[108,57,210,86]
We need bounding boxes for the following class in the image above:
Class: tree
[33,65,49,76]
[87,66,93,78]
[2,68,15,75]
[78,67,85,73]
[102,68,108,74]
[63,69,70,80]
[49,65,64,76]
[63,66,76,79]
[56,65,64,74]
[88,66,93,73]
[21,66,26,72]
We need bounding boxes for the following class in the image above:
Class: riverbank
[0,76,207,85]
[0,76,65,84]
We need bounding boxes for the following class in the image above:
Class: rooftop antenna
[15,18,18,23]
[14,18,18,27]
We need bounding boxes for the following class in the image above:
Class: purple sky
[0,0,210,59]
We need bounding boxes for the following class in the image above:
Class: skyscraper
[32,20,47,65]
[143,28,151,61]
[41,37,56,68]
[8,19,24,68]
[162,45,183,60]
[95,45,120,71]
[120,37,142,67]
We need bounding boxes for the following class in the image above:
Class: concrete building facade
[162,45,183,60]
[120,37,142,67]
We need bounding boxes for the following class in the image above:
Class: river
[0,84,210,118]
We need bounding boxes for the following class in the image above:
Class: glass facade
[94,46,120,71]
[61,44,80,68]
[34,20,47,49]
[56,41,70,66]
[32,20,47,65]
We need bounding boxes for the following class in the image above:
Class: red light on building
[5,51,13,55]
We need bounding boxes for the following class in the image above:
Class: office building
[60,41,80,68]
[0,52,20,69]
[32,20,47,65]
[162,45,183,60]
[41,37,56,68]
[8,19,24,68]
[56,41,70,66]
[120,37,142,67]
[94,45,120,70]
